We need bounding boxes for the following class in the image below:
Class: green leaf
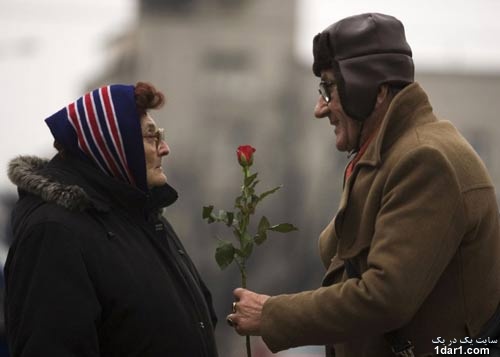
[254,216,270,245]
[226,211,234,226]
[217,210,234,226]
[236,212,249,233]
[234,196,243,210]
[249,179,260,189]
[258,185,282,202]
[244,173,258,187]
[258,216,270,233]
[215,240,235,270]
[218,209,227,221]
[268,223,299,233]
[237,233,254,259]
[247,194,259,214]
[254,231,267,245]
[243,187,250,199]
[202,205,214,219]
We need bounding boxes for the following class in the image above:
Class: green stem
[240,167,250,235]
[240,264,247,289]
[241,166,252,357]
[246,336,252,357]
[240,264,251,357]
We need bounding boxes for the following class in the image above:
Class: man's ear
[375,85,390,107]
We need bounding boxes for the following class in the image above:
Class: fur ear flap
[8,156,91,211]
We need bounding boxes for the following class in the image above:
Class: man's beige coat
[261,83,500,356]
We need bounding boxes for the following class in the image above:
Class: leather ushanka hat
[313,13,414,121]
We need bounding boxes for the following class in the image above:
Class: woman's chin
[147,173,168,188]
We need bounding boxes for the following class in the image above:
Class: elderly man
[228,13,500,357]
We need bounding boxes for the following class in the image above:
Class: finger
[233,287,247,299]
[226,314,236,327]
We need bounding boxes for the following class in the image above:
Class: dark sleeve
[4,222,101,357]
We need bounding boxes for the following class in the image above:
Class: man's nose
[314,95,330,118]
[158,141,170,156]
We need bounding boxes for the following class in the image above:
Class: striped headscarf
[45,84,148,192]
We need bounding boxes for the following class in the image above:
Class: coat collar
[357,82,435,168]
[8,153,178,214]
[333,83,437,255]
[337,83,435,215]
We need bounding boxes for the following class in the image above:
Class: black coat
[5,154,219,357]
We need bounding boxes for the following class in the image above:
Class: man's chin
[335,143,348,152]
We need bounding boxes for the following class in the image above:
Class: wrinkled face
[141,114,170,188]
[314,70,361,152]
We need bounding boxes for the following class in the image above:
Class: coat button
[199,322,205,329]
[178,249,185,255]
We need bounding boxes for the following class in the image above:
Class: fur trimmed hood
[8,156,92,211]
[8,155,178,213]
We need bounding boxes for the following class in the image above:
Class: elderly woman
[5,82,219,356]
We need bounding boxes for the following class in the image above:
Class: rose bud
[237,145,256,167]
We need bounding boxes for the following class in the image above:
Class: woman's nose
[314,95,330,119]
[158,141,170,156]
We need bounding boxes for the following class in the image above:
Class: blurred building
[88,0,500,355]
[415,72,500,203]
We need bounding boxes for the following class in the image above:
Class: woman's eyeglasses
[143,128,165,149]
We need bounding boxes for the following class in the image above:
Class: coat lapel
[331,83,434,254]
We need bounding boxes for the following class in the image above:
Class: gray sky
[296,0,500,73]
[0,0,137,188]
[1,0,500,190]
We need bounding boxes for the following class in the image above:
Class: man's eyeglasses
[318,80,337,103]
[143,128,165,149]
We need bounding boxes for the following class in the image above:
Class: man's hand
[227,288,270,336]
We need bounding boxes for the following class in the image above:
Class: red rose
[236,145,256,167]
